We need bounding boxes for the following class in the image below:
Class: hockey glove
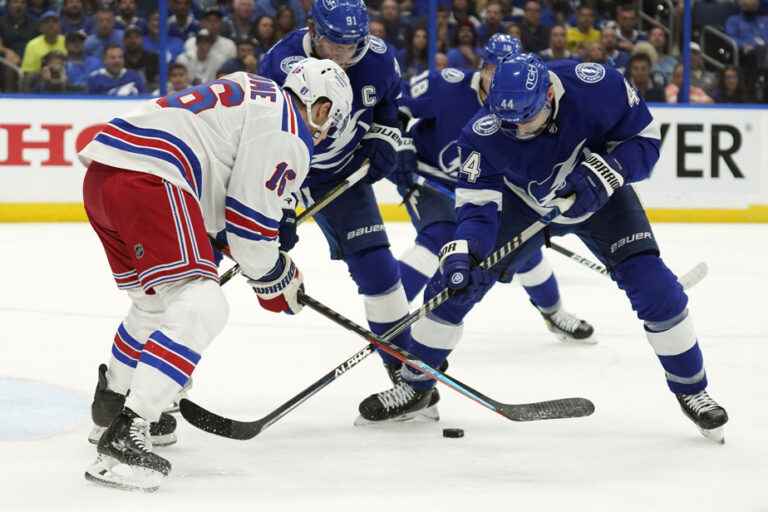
[563,153,625,219]
[394,136,417,195]
[248,252,304,315]
[438,240,494,306]
[278,208,299,252]
[359,123,402,184]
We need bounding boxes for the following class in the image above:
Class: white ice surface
[1,222,766,511]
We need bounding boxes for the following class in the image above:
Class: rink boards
[1,96,766,222]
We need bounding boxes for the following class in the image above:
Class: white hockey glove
[248,252,304,315]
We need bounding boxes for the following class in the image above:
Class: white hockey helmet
[282,57,353,140]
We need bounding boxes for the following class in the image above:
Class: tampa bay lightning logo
[441,68,465,83]
[438,142,461,177]
[280,55,304,74]
[472,114,501,136]
[368,36,387,54]
[575,63,606,84]
[526,139,587,206]
[322,0,338,10]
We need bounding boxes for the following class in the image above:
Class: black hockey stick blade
[179,398,266,440]
[499,397,595,422]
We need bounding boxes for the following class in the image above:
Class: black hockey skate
[85,407,172,492]
[89,364,178,447]
[355,380,440,425]
[676,390,729,443]
[385,360,446,406]
[537,303,596,344]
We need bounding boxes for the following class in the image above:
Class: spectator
[253,15,276,54]
[155,61,191,95]
[1,0,38,65]
[566,5,600,53]
[451,0,481,30]
[520,0,549,53]
[275,5,297,39]
[217,35,258,76]
[369,17,387,40]
[399,25,429,79]
[647,26,677,84]
[507,22,522,40]
[168,0,200,41]
[28,50,82,92]
[690,42,718,97]
[85,8,124,59]
[64,29,100,88]
[223,0,258,41]
[21,11,66,75]
[87,44,146,95]
[626,53,664,102]
[183,7,236,64]
[59,0,94,34]
[714,66,753,103]
[27,0,51,20]
[583,40,607,64]
[435,50,448,70]
[725,0,768,69]
[142,11,184,64]
[446,20,480,69]
[612,5,645,53]
[114,0,146,33]
[539,23,573,62]
[665,62,713,103]
[380,0,407,48]
[477,1,507,45]
[254,0,307,29]
[601,26,630,71]
[123,24,158,90]
[177,28,225,84]
[436,4,453,52]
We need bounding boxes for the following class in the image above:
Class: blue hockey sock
[402,314,463,391]
[646,311,707,394]
[517,250,560,312]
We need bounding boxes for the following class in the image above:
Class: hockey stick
[218,163,370,286]
[412,175,707,291]
[182,196,593,437]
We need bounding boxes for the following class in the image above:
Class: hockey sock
[398,222,454,302]
[646,311,707,394]
[517,250,560,313]
[404,314,463,391]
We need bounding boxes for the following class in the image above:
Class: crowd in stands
[0,0,764,104]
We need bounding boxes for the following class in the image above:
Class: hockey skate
[355,379,440,426]
[85,407,171,492]
[676,390,729,443]
[89,364,178,447]
[537,303,596,344]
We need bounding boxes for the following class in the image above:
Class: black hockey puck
[442,428,464,438]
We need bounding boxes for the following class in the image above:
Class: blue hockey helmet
[488,53,550,124]
[479,33,522,66]
[311,0,370,65]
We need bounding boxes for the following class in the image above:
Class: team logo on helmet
[525,64,539,90]
[368,36,387,54]
[472,114,501,136]
[322,0,338,10]
[280,55,305,74]
[575,62,606,83]
[441,68,465,83]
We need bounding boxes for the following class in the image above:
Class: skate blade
[699,426,725,444]
[84,455,167,492]
[353,405,440,427]
[88,425,177,448]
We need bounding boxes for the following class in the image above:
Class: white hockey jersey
[79,71,314,280]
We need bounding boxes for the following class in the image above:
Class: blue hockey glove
[563,153,625,219]
[278,209,299,252]
[359,123,402,184]
[394,136,417,194]
[438,240,494,305]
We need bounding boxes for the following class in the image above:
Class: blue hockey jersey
[455,61,661,257]
[86,67,146,96]
[399,67,484,184]
[259,28,401,187]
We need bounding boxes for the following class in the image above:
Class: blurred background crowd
[0,0,764,103]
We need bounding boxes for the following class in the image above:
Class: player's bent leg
[614,253,728,442]
[398,221,455,302]
[517,249,596,344]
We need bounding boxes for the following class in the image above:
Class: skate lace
[682,391,719,414]
[378,382,416,411]
[550,310,583,334]
[129,418,153,453]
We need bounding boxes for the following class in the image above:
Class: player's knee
[157,277,229,351]
[346,246,400,295]
[613,253,687,323]
[415,221,455,255]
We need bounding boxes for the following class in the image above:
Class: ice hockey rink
[1,220,766,511]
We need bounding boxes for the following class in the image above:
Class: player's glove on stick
[438,240,494,306]
[563,153,625,219]
[278,208,299,252]
[248,252,304,315]
[394,136,417,193]
[359,123,401,184]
